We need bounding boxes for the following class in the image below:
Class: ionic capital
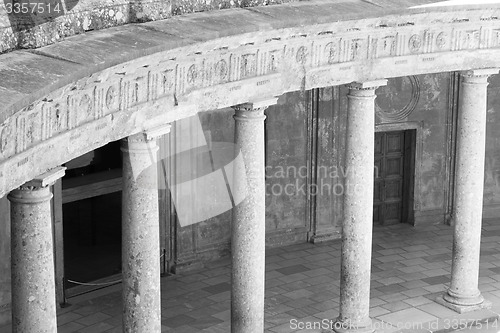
[8,167,66,203]
[347,79,387,98]
[348,79,388,91]
[232,97,278,120]
[127,124,172,143]
[461,68,499,84]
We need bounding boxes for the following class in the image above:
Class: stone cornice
[2,2,500,196]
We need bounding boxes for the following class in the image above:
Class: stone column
[231,99,276,333]
[437,68,499,313]
[121,125,171,332]
[8,167,66,333]
[335,80,386,333]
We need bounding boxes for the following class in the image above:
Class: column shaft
[122,133,161,332]
[442,69,498,310]
[9,168,65,333]
[336,81,385,333]
[231,103,267,333]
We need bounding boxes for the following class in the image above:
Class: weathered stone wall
[0,0,297,54]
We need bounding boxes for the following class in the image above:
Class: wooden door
[373,131,407,225]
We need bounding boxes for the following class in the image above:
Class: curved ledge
[1,0,500,196]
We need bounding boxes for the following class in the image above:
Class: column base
[436,294,492,314]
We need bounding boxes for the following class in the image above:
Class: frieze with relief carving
[2,9,500,197]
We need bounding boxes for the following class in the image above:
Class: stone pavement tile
[266,312,297,326]
[57,322,86,333]
[421,265,449,273]
[309,291,338,303]
[72,304,105,316]
[400,251,429,259]
[302,268,331,277]
[399,265,426,273]
[278,273,309,284]
[202,275,229,286]
[162,304,193,318]
[77,322,114,333]
[307,275,333,286]
[378,308,438,328]
[103,315,121,327]
[313,308,338,320]
[399,280,429,289]
[370,297,386,307]
[402,288,430,298]
[202,282,231,294]
[212,309,230,321]
[162,314,198,328]
[417,302,457,319]
[379,277,406,285]
[479,276,497,284]
[399,272,430,282]
[186,306,222,319]
[479,283,497,292]
[283,289,315,300]
[266,278,286,288]
[310,300,338,312]
[58,312,83,326]
[207,290,230,302]
[280,280,313,292]
[377,284,408,294]
[401,258,428,266]
[265,303,295,315]
[421,275,449,285]
[371,306,391,317]
[75,312,111,326]
[190,316,225,330]
[284,297,316,309]
[381,301,412,312]
[286,308,315,319]
[402,296,433,307]
[380,293,409,303]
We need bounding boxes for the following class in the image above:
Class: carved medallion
[408,34,422,53]
[215,60,228,80]
[79,94,93,121]
[106,86,116,110]
[325,42,338,64]
[436,32,447,50]
[296,46,308,64]
[375,75,420,122]
[187,65,197,85]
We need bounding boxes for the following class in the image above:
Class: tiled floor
[4,219,500,332]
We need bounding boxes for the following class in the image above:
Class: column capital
[22,167,66,190]
[127,124,172,143]
[232,97,278,117]
[8,167,65,204]
[461,68,499,84]
[347,79,387,91]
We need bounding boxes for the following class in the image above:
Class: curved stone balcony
[0,0,500,197]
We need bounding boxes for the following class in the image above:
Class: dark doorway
[61,141,123,296]
[373,130,415,225]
